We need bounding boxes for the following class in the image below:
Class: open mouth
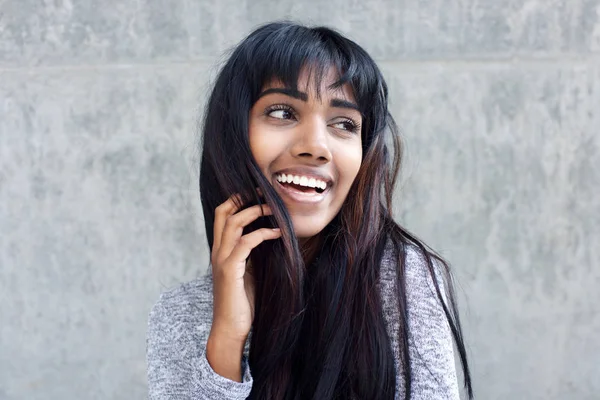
[278,180,326,194]
[273,173,332,204]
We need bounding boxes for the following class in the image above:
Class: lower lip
[274,180,330,204]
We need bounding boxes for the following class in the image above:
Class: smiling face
[248,67,363,239]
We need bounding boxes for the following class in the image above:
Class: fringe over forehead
[233,22,387,123]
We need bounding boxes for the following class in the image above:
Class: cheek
[248,123,288,174]
[338,144,363,187]
[248,123,271,169]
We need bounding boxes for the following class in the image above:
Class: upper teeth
[275,174,328,190]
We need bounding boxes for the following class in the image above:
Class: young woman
[147,21,473,400]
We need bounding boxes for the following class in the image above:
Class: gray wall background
[1,1,599,399]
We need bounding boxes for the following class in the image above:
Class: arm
[146,197,278,399]
[146,282,253,400]
[404,249,461,400]
[206,334,246,382]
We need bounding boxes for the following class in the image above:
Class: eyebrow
[257,87,360,112]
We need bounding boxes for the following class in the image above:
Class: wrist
[207,330,246,352]
[209,322,249,345]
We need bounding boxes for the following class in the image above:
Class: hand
[209,194,281,344]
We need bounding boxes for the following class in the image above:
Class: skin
[207,67,363,382]
[248,67,363,240]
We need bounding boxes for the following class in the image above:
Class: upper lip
[273,167,334,187]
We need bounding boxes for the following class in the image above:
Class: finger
[226,228,282,265]
[219,204,273,259]
[213,194,242,253]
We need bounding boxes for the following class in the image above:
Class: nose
[290,119,332,163]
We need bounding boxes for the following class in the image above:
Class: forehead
[261,66,357,103]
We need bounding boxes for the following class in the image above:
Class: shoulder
[150,274,214,317]
[152,274,213,309]
[378,237,452,344]
[380,237,447,299]
[379,237,460,398]
[147,274,215,343]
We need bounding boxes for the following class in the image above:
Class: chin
[290,216,328,240]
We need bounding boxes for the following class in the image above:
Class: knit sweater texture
[146,242,460,399]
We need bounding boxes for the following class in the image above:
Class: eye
[332,118,361,134]
[265,105,295,120]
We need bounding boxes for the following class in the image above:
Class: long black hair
[199,21,473,400]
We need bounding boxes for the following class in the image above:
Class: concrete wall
[1,1,598,399]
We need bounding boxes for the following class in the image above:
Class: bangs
[242,23,381,115]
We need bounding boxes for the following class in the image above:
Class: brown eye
[269,109,294,120]
[332,119,360,133]
[265,105,296,120]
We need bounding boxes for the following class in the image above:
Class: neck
[246,234,323,272]
[299,234,323,265]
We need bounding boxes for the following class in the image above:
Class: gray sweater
[146,242,460,399]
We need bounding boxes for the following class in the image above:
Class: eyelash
[264,104,361,134]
